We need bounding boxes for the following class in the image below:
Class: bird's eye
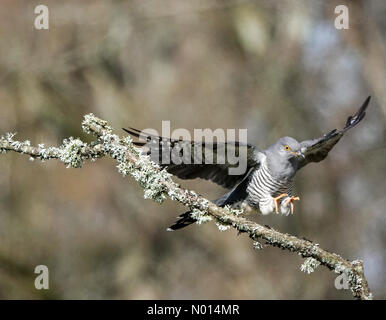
[284,145,291,151]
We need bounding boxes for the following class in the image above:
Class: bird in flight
[124,96,371,231]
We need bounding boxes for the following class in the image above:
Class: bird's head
[271,136,303,160]
[265,136,304,179]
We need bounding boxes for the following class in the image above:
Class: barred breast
[246,162,293,210]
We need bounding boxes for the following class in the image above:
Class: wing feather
[123,127,262,188]
[298,96,371,169]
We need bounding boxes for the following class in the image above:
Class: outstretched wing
[123,127,262,189]
[298,96,371,169]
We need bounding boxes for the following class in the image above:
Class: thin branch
[0,114,373,300]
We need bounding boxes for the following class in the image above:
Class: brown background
[0,0,385,299]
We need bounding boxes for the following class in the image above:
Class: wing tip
[344,95,371,130]
[358,95,371,115]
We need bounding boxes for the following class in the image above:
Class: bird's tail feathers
[167,184,247,231]
[167,211,197,231]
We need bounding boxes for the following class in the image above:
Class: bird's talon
[283,196,300,214]
[273,193,288,214]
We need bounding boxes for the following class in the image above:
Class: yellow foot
[273,193,288,213]
[283,196,300,214]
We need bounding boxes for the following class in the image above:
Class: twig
[0,114,373,300]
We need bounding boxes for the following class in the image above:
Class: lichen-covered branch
[0,114,373,300]
[0,132,105,168]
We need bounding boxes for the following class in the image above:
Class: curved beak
[290,151,305,159]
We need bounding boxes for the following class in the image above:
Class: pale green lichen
[253,241,263,250]
[60,137,87,168]
[300,257,321,274]
[84,117,170,204]
[0,132,97,167]
[215,222,231,231]
[81,113,113,135]
[115,154,171,203]
[191,208,212,225]
[224,205,244,216]
[213,206,243,231]
[334,262,347,274]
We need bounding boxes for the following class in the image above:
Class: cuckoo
[124,96,371,231]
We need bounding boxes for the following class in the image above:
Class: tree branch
[0,114,373,300]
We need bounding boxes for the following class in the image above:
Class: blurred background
[0,0,385,299]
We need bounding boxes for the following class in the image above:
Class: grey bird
[123,96,371,231]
